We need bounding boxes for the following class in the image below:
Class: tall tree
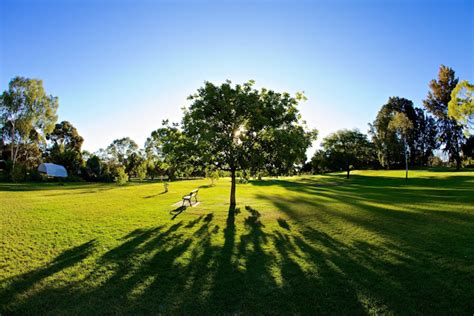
[369,97,416,169]
[0,77,58,167]
[107,137,139,166]
[320,129,373,178]
[423,65,464,170]
[448,80,473,131]
[182,80,316,206]
[389,112,413,179]
[413,108,438,166]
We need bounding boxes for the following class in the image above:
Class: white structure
[38,163,68,178]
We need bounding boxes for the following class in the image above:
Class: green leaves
[448,80,473,132]
[423,65,465,169]
[319,129,374,177]
[1,76,59,167]
[182,80,315,174]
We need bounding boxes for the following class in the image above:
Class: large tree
[47,121,84,175]
[182,80,316,206]
[423,65,465,170]
[0,77,58,167]
[320,129,373,178]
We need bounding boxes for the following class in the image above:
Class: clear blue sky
[1,0,473,153]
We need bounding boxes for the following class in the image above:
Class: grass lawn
[1,169,473,315]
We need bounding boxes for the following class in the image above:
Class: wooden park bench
[182,189,199,206]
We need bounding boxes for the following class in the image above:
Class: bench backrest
[190,189,199,196]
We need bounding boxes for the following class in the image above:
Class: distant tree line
[1,65,473,189]
[305,65,473,178]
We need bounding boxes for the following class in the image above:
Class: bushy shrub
[10,164,27,182]
[113,165,128,185]
[85,155,102,181]
[462,157,474,168]
[205,166,220,186]
[136,162,147,181]
[429,156,445,167]
[27,168,43,181]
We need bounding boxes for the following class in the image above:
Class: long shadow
[254,173,474,314]
[0,240,96,313]
[170,205,186,220]
[4,174,474,315]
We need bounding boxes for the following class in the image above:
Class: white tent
[38,163,68,178]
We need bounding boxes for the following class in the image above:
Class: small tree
[112,165,128,185]
[205,165,219,186]
[320,129,372,179]
[85,155,102,181]
[389,112,414,179]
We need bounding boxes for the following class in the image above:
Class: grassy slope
[1,170,473,315]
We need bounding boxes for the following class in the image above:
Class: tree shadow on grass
[0,203,424,314]
[253,173,474,314]
[0,239,97,313]
[3,181,474,315]
[2,206,364,314]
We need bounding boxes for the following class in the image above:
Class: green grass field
[1,170,473,315]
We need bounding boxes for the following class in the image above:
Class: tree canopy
[448,80,473,131]
[107,137,139,165]
[0,77,58,167]
[47,121,84,175]
[423,65,464,169]
[320,129,373,178]
[182,80,316,205]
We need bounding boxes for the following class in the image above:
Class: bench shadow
[170,205,186,220]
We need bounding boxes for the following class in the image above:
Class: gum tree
[0,77,58,167]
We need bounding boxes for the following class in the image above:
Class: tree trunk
[404,138,408,180]
[230,168,236,206]
[346,163,350,179]
[10,124,15,166]
[455,140,461,171]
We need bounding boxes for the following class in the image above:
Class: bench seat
[182,189,199,206]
